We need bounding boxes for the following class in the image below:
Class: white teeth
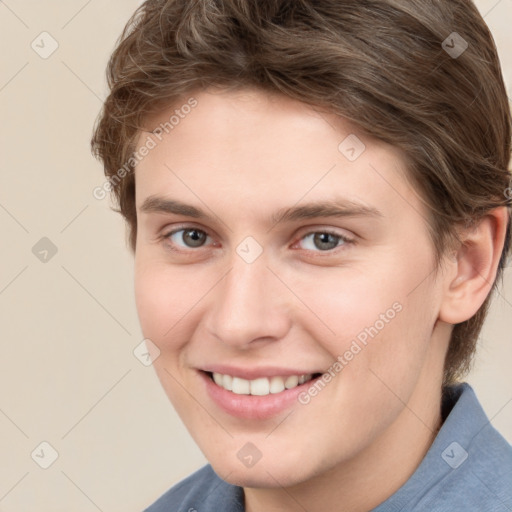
[222,374,233,391]
[250,377,270,396]
[210,372,314,396]
[232,377,251,395]
[284,375,299,389]
[269,376,285,394]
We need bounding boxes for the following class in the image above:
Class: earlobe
[439,207,509,325]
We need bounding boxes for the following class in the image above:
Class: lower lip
[199,371,321,420]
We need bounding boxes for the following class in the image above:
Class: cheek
[134,255,186,343]
[292,268,404,345]
[299,262,437,380]
[134,258,195,405]
[332,283,438,416]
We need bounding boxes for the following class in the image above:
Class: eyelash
[160,225,355,255]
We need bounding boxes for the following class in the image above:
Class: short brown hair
[91,0,512,385]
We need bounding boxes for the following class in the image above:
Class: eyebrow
[139,195,383,225]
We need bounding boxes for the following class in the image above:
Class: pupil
[314,233,338,250]
[184,229,205,247]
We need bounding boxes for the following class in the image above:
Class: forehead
[134,88,424,224]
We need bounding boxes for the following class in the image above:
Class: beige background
[0,1,511,510]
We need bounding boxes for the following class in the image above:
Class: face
[134,88,449,488]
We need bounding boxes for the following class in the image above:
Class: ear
[438,207,509,324]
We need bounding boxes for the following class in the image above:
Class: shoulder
[375,383,512,511]
[436,390,512,509]
[416,384,512,510]
[143,464,244,512]
[419,427,512,511]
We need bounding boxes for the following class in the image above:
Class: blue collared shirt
[144,383,512,511]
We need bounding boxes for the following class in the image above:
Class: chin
[208,451,320,490]
[219,465,304,489]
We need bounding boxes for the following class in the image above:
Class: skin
[133,87,507,512]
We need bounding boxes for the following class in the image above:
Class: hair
[91,0,512,385]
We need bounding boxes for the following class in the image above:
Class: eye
[164,227,211,249]
[297,231,353,252]
[161,226,354,254]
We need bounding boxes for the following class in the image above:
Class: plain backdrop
[0,1,511,510]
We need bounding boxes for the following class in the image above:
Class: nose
[204,254,292,349]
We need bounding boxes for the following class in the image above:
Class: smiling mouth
[205,371,323,396]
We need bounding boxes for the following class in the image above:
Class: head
[91,0,511,491]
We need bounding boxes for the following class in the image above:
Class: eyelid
[291,228,355,253]
[294,225,355,243]
[161,224,215,248]
[162,223,210,237]
[161,223,356,254]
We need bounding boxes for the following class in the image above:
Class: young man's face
[134,88,450,489]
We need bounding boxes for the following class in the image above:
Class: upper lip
[199,365,324,380]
